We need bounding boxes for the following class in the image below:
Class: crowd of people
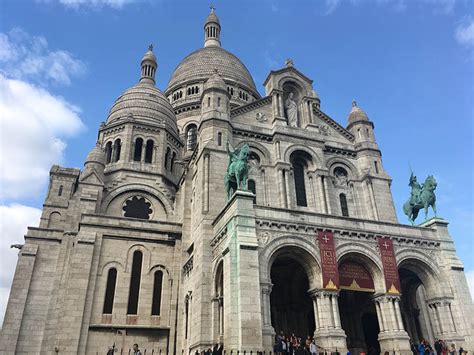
[273,331,319,355]
[410,339,468,355]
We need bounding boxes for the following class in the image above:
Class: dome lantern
[204,6,221,48]
[140,44,157,85]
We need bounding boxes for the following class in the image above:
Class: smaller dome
[85,143,106,167]
[204,69,226,91]
[348,100,369,125]
[106,84,177,133]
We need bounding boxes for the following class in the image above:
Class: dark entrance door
[270,256,315,338]
[339,290,381,355]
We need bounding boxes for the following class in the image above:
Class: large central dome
[167,46,258,95]
[165,8,260,109]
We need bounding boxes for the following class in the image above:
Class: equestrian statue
[403,172,437,225]
[225,141,250,199]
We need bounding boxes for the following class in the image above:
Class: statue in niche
[333,167,348,187]
[285,92,298,127]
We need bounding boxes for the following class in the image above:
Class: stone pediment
[79,169,104,185]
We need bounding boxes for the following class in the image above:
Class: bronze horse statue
[224,142,250,199]
[403,174,437,225]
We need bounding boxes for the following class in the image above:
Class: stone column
[322,175,332,214]
[278,168,287,208]
[308,100,314,123]
[278,93,284,117]
[374,294,411,355]
[313,290,347,354]
[285,168,293,208]
[261,282,275,351]
[203,154,210,213]
[317,174,327,213]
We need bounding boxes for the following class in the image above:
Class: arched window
[133,138,143,162]
[127,250,143,315]
[103,268,117,314]
[164,147,170,170]
[374,161,379,174]
[58,185,63,196]
[145,140,154,163]
[105,141,112,164]
[293,159,307,207]
[207,97,211,107]
[196,86,199,94]
[151,270,163,316]
[248,179,256,204]
[217,132,222,146]
[171,152,176,172]
[186,125,197,151]
[340,193,349,217]
[217,97,221,107]
[113,139,121,162]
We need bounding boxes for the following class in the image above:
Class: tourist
[418,340,426,355]
[449,344,456,355]
[107,347,114,355]
[132,343,142,355]
[309,339,318,355]
[274,331,283,355]
[435,339,443,355]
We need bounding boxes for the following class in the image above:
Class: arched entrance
[270,255,316,337]
[338,259,381,355]
[398,259,440,344]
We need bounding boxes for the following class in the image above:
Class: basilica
[1,8,473,355]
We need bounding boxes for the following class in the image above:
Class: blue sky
[0,0,473,324]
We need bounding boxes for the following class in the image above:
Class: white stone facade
[1,8,473,355]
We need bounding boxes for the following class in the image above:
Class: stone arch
[284,145,322,168]
[396,249,442,297]
[326,157,359,179]
[336,241,386,293]
[99,260,125,276]
[236,141,271,166]
[47,211,61,228]
[125,243,151,273]
[102,183,173,218]
[260,234,321,289]
[277,76,309,95]
[149,264,171,278]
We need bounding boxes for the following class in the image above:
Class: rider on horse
[409,172,423,207]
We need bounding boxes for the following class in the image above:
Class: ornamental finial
[148,44,153,52]
[352,99,357,107]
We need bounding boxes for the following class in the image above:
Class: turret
[139,44,157,85]
[83,142,106,180]
[200,69,230,122]
[204,6,221,48]
[346,100,376,144]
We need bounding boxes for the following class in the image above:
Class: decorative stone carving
[257,232,270,246]
[256,112,267,122]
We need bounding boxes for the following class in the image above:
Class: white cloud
[455,17,474,48]
[0,204,42,327]
[466,270,474,302]
[0,28,86,86]
[37,0,135,9]
[0,74,84,199]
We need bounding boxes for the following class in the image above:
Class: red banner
[317,231,339,290]
[378,237,401,294]
[339,261,375,292]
